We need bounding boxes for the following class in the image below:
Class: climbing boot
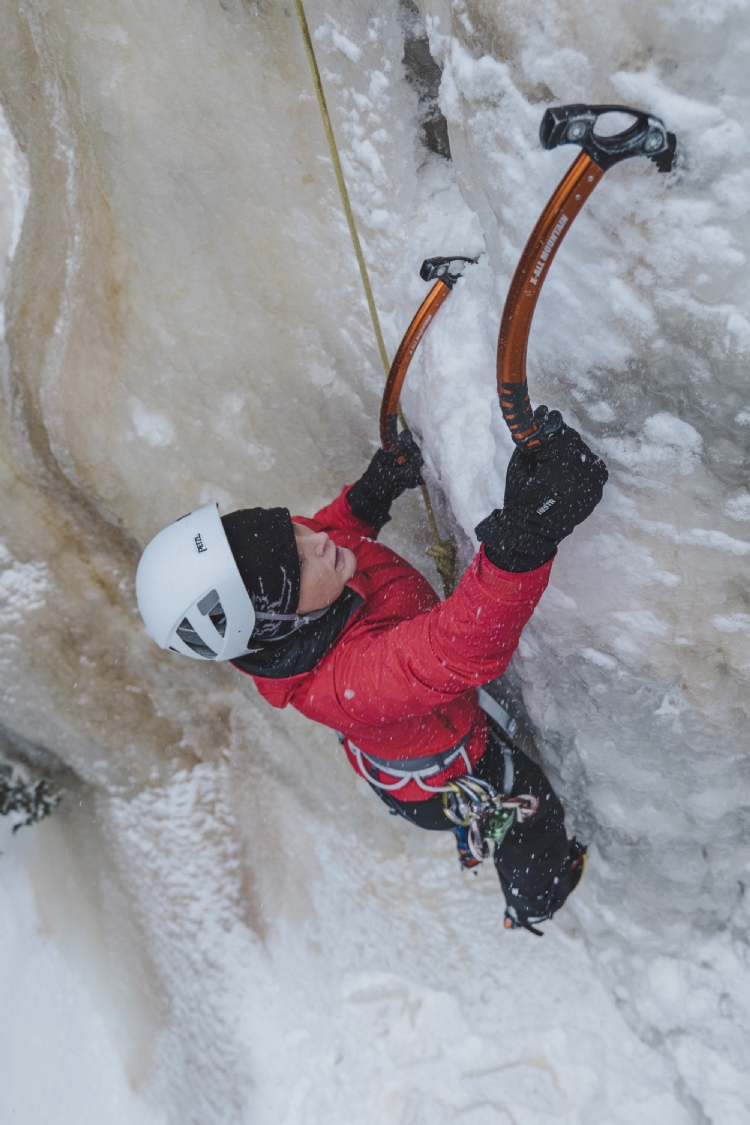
[502,838,587,935]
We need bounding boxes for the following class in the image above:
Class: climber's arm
[330,549,552,724]
[330,412,608,726]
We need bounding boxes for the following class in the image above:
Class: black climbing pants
[370,722,571,903]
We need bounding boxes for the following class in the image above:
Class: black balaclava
[221,508,301,642]
[223,506,364,677]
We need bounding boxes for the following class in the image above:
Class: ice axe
[497,103,676,449]
[379,255,476,597]
[380,256,477,453]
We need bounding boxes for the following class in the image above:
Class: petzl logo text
[194,533,207,553]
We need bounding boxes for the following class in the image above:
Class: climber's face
[293,523,357,615]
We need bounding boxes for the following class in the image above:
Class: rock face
[0,1,748,1121]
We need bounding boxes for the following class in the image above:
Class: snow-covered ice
[0,0,749,1121]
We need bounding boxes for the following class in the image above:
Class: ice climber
[136,413,607,933]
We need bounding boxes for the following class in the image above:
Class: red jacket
[239,488,553,801]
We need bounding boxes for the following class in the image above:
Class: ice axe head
[539,103,676,173]
[419,256,477,289]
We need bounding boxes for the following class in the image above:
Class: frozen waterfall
[0,0,749,1121]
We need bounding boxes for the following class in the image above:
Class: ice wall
[0,0,748,1122]
[417,1,750,1109]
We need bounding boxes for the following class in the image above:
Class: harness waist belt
[361,735,469,776]
[342,689,516,794]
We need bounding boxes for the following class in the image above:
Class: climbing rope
[292,0,457,595]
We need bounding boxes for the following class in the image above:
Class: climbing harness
[292,0,460,596]
[345,732,473,794]
[343,685,509,795]
[346,685,538,865]
[442,688,538,867]
[497,104,676,449]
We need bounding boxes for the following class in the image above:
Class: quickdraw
[442,776,539,865]
[497,103,676,449]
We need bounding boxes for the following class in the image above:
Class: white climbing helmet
[136,503,256,661]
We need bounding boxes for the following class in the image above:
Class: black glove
[476,407,608,573]
[346,431,424,531]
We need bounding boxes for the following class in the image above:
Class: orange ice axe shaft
[498,103,676,449]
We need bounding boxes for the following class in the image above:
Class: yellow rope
[292,0,389,375]
[293,0,456,596]
[398,406,457,595]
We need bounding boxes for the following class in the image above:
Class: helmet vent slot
[197,589,227,639]
[208,605,226,638]
[197,589,220,614]
[176,618,217,659]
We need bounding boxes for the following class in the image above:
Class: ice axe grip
[497,104,676,449]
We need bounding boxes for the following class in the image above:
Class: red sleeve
[302,486,381,539]
[331,548,552,723]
